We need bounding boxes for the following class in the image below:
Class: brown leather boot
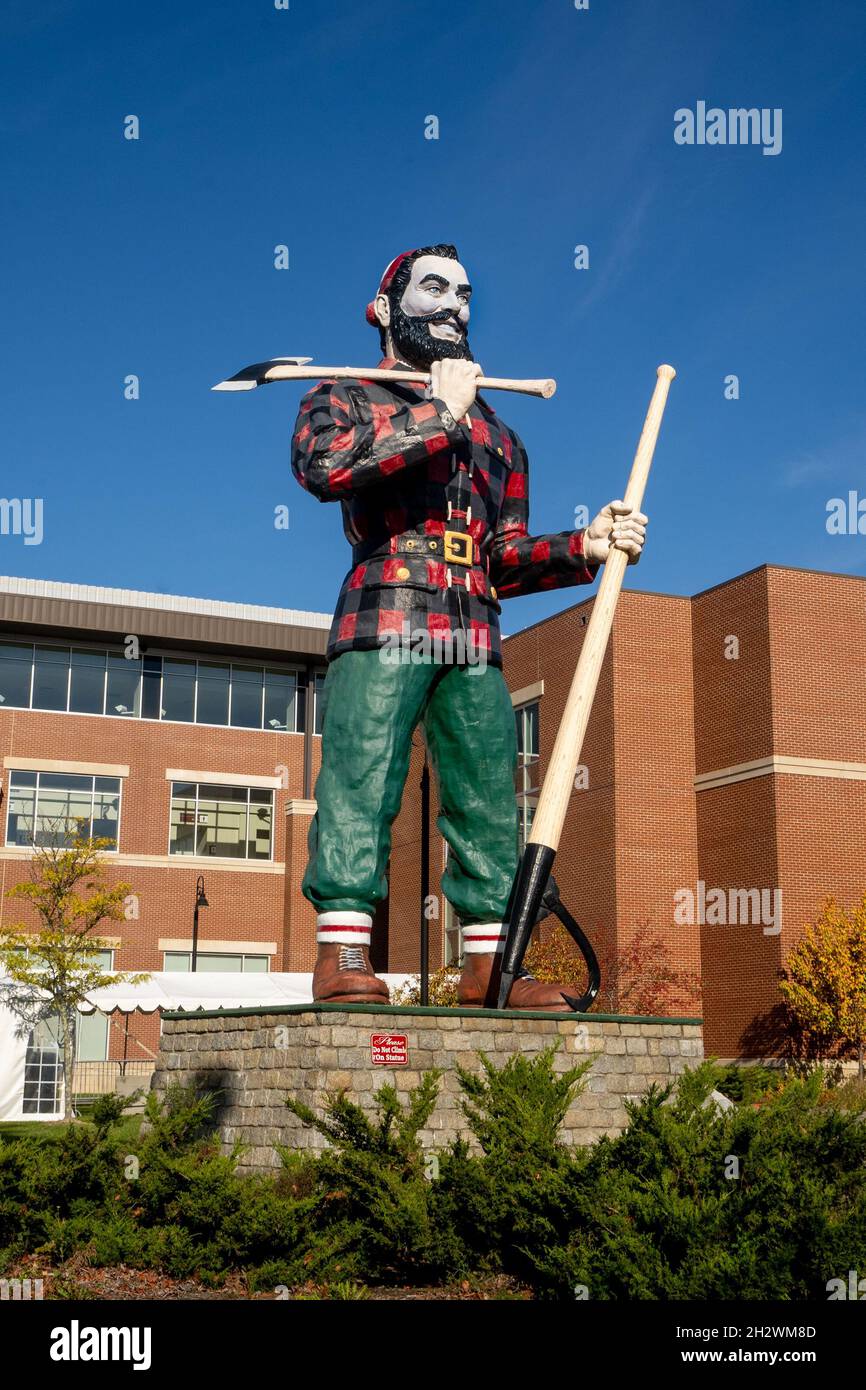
[457,953,574,1012]
[312,942,390,1005]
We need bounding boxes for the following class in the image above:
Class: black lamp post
[191,876,209,972]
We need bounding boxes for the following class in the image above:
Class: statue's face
[379,254,474,367]
[400,255,472,345]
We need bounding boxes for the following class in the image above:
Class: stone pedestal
[152,1003,704,1173]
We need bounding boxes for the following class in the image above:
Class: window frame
[69,647,109,716]
[75,948,114,1061]
[5,770,123,852]
[162,950,270,973]
[313,670,327,736]
[22,1017,63,1116]
[13,948,115,1085]
[0,638,312,734]
[167,781,274,862]
[514,700,540,853]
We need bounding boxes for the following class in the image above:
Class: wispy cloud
[779,418,866,489]
[572,184,655,317]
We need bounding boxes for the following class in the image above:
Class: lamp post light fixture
[191,875,209,972]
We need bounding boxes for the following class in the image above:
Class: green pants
[303,650,519,925]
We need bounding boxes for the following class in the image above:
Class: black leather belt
[353,530,481,568]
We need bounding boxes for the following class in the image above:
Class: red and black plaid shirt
[291,358,598,667]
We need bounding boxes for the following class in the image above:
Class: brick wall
[0,704,313,1059]
[691,568,774,773]
[611,592,701,991]
[388,564,866,1059]
[693,567,866,1055]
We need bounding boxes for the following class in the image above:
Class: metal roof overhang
[0,591,330,663]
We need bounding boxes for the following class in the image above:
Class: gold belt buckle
[443,529,472,566]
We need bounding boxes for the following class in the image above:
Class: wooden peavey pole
[496,364,677,1009]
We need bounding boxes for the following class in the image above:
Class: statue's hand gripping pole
[496,365,677,1011]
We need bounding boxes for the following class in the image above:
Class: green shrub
[88,1092,137,1136]
[429,1047,593,1284]
[820,1078,866,1114]
[3,1052,866,1300]
[498,1063,866,1299]
[455,1045,591,1164]
[0,1117,125,1255]
[281,1072,448,1284]
[714,1062,785,1103]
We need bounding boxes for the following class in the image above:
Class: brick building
[2,565,864,1063]
[383,562,866,1058]
[0,575,330,1068]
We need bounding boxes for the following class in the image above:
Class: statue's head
[366,245,474,368]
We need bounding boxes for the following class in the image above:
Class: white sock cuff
[462,921,507,954]
[317,910,372,946]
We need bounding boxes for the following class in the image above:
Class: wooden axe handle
[527,364,676,852]
[262,363,556,399]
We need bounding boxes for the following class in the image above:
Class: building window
[442,842,461,966]
[75,950,113,1061]
[0,639,304,733]
[6,771,122,850]
[19,946,114,1112]
[515,701,540,852]
[230,665,264,729]
[70,649,107,715]
[32,644,69,711]
[313,671,327,735]
[23,1016,62,1115]
[163,951,269,972]
[168,782,273,860]
[141,654,163,719]
[161,658,196,722]
[196,662,230,726]
[107,652,141,718]
[0,641,33,708]
[264,669,297,732]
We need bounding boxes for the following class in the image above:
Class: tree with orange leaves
[525,921,702,1017]
[780,895,866,1079]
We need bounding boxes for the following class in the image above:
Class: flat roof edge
[0,574,332,631]
[504,562,866,644]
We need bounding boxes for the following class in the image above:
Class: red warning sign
[370,1032,409,1065]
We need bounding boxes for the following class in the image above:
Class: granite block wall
[152,1005,704,1172]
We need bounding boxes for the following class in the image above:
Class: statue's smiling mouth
[428,319,463,341]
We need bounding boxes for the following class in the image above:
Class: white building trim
[695,754,866,792]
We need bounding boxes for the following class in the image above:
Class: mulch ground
[12,1253,529,1301]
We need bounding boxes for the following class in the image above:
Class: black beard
[389,303,474,369]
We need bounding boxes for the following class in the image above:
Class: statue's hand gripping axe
[496,365,678,1011]
[211,357,557,399]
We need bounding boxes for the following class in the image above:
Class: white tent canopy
[80,971,317,1015]
[78,971,411,1014]
[0,972,412,1121]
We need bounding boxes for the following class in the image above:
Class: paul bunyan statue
[291,244,647,1010]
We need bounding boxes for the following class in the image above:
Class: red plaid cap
[365,249,418,326]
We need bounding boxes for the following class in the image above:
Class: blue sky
[2,0,864,630]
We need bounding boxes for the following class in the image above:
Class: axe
[496,364,677,1011]
[212,356,557,399]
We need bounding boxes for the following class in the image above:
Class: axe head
[211,357,313,391]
